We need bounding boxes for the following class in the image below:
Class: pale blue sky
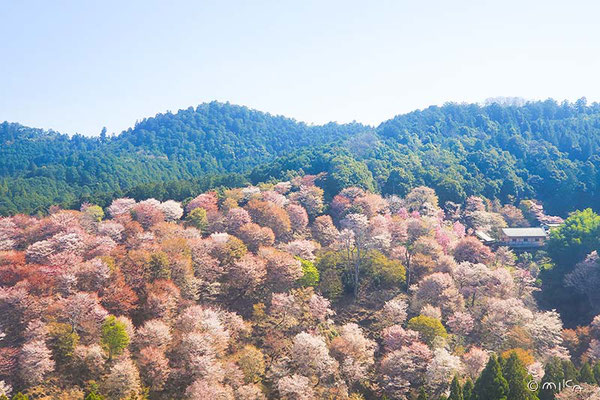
[1,0,599,135]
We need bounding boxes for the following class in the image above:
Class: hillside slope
[0,102,366,214]
[253,99,600,215]
[2,99,600,216]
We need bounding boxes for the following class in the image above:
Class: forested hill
[2,99,600,216]
[0,102,366,215]
[253,99,600,215]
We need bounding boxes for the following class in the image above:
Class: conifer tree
[448,375,463,400]
[561,360,578,383]
[417,387,429,400]
[502,352,538,400]
[578,362,596,384]
[593,362,600,385]
[463,378,474,400]
[473,355,508,400]
[539,358,564,400]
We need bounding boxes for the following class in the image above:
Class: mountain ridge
[1,99,599,216]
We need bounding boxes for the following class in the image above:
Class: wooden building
[499,227,547,248]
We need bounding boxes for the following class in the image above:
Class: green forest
[2,99,599,216]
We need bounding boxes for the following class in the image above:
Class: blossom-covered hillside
[0,177,599,400]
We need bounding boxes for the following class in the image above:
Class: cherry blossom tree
[143,279,181,322]
[481,298,534,350]
[278,374,314,400]
[447,311,475,336]
[282,240,319,261]
[107,198,137,218]
[420,304,442,320]
[186,192,219,214]
[290,185,324,219]
[426,348,463,396]
[526,310,564,354]
[97,220,125,242]
[453,236,494,264]
[73,344,106,378]
[58,292,109,342]
[131,200,165,229]
[379,297,409,327]
[564,251,600,316]
[262,190,289,207]
[236,384,266,400]
[330,323,376,384]
[238,223,275,252]
[311,215,339,247]
[405,186,439,213]
[186,378,235,400]
[286,204,309,234]
[159,200,184,222]
[0,218,18,251]
[0,380,11,397]
[18,339,54,385]
[138,346,171,391]
[226,207,252,233]
[340,213,370,297]
[135,319,172,350]
[462,347,489,379]
[413,272,464,316]
[246,199,292,241]
[453,262,493,306]
[291,332,338,379]
[259,247,303,290]
[25,239,55,264]
[382,325,420,352]
[224,253,267,300]
[380,342,433,398]
[103,357,141,399]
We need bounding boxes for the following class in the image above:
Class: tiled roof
[501,227,547,238]
[475,230,494,242]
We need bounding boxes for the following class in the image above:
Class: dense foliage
[253,98,600,215]
[3,99,600,217]
[0,102,364,215]
[2,178,600,399]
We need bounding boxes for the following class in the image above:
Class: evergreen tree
[539,358,564,400]
[473,355,508,400]
[593,362,600,385]
[448,375,463,400]
[417,387,429,400]
[502,352,538,400]
[463,378,474,400]
[578,362,596,384]
[561,359,578,384]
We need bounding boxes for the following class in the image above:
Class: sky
[1,0,600,136]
